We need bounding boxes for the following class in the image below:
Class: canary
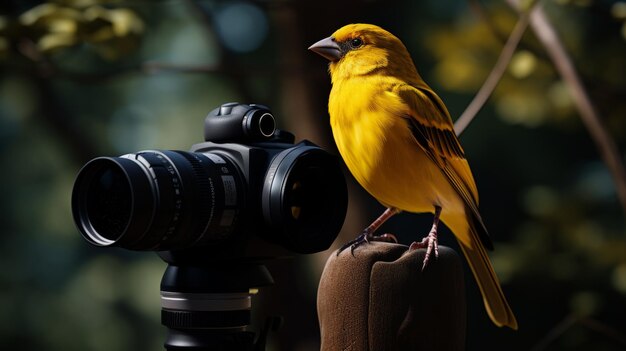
[309,23,517,329]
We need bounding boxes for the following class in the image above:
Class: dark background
[1,0,625,350]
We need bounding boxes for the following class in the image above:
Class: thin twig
[454,2,535,136]
[530,313,578,351]
[530,313,626,351]
[579,317,626,348]
[505,0,626,218]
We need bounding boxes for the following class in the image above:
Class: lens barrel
[72,150,243,250]
[73,141,347,254]
[262,145,347,253]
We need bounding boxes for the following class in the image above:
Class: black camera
[71,103,348,350]
[71,102,348,258]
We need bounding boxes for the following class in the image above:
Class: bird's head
[309,23,418,83]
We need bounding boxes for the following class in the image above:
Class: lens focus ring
[72,149,244,250]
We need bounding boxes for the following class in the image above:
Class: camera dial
[204,102,276,143]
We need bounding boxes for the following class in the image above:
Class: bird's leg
[338,207,400,256]
[409,206,442,271]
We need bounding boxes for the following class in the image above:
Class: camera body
[72,102,348,260]
[180,133,346,259]
[71,102,348,350]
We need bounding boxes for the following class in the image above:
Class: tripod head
[158,249,277,350]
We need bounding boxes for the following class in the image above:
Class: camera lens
[85,163,132,243]
[72,150,243,250]
[262,145,348,253]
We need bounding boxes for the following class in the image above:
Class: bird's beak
[308,36,342,62]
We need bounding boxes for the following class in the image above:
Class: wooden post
[317,242,466,351]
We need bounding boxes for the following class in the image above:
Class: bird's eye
[350,38,363,48]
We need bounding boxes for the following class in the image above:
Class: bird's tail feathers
[458,221,518,330]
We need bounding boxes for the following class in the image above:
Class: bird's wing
[392,83,493,250]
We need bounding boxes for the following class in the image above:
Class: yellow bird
[309,23,518,329]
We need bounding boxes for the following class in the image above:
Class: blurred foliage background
[1,0,625,350]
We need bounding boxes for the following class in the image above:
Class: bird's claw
[337,232,398,256]
[337,233,367,256]
[409,231,439,271]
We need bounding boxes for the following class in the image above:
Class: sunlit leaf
[508,50,537,79]
[433,53,489,91]
[547,80,575,117]
[80,6,144,60]
[495,89,549,126]
[37,32,78,53]
[612,2,626,19]
[83,6,144,39]
[19,3,81,27]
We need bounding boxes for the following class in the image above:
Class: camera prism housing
[71,102,348,258]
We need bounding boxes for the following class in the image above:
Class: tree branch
[530,313,626,351]
[454,2,535,136]
[579,317,626,348]
[504,0,626,218]
[530,313,578,351]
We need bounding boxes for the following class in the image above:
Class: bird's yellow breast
[329,78,389,184]
[329,77,456,214]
